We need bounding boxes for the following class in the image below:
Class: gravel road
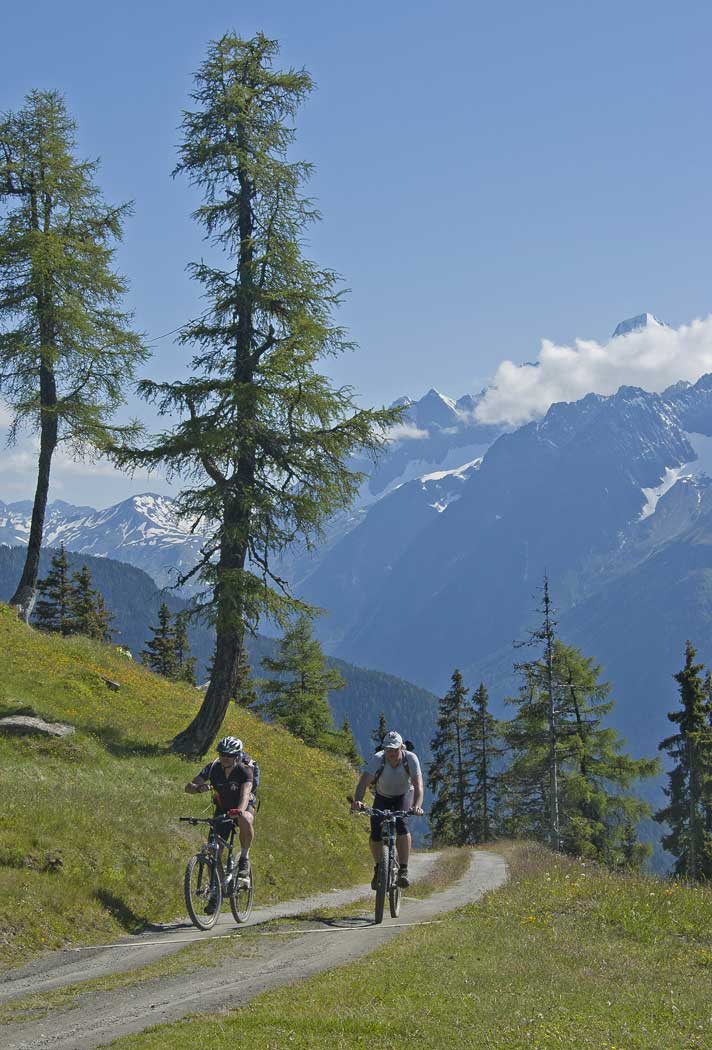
[1,849,507,1050]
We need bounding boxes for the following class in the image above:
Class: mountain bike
[179,813,254,929]
[351,801,415,924]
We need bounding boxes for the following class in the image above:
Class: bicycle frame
[352,803,411,923]
[180,815,254,929]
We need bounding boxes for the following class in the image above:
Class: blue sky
[3,0,712,504]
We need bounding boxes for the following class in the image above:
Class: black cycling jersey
[198,758,254,812]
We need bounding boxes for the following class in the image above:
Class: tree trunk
[10,365,58,621]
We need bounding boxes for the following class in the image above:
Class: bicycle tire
[374,844,388,924]
[229,867,254,924]
[389,849,402,917]
[185,853,222,930]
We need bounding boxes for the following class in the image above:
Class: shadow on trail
[274,913,376,931]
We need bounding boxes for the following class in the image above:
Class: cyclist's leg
[393,800,411,884]
[369,795,387,861]
[396,831,411,865]
[236,805,254,850]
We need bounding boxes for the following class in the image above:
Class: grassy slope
[107,843,712,1050]
[0,605,369,970]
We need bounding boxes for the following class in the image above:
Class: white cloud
[386,422,429,442]
[475,315,712,426]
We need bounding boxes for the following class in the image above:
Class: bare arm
[351,771,375,809]
[237,774,253,811]
[185,775,210,795]
[410,774,424,813]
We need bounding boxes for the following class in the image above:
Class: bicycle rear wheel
[185,853,222,930]
[229,867,254,923]
[374,844,388,924]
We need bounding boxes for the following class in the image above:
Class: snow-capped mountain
[611,312,668,337]
[0,385,501,596]
[298,367,712,758]
[0,493,209,590]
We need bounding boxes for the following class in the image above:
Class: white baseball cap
[383,731,403,750]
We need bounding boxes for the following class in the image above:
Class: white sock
[240,848,250,859]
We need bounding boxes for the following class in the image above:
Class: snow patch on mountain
[420,458,483,483]
[639,466,691,520]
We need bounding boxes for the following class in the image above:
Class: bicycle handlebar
[346,796,420,819]
[179,812,242,826]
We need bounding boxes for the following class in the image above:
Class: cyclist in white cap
[351,730,423,888]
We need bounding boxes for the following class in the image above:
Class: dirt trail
[1,850,507,1050]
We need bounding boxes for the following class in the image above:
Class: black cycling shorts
[370,792,409,841]
[214,800,255,840]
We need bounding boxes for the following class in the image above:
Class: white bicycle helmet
[216,735,243,755]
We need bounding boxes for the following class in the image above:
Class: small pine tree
[34,545,73,635]
[428,669,471,846]
[173,611,197,685]
[92,590,114,643]
[234,645,258,708]
[340,716,361,765]
[68,564,113,641]
[371,712,388,751]
[260,615,345,747]
[655,641,712,880]
[141,603,178,679]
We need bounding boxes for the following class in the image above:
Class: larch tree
[553,641,656,866]
[260,614,345,748]
[656,641,712,880]
[0,90,146,619]
[111,34,398,756]
[504,634,657,866]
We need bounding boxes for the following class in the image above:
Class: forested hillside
[0,547,439,761]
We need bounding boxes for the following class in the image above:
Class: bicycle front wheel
[229,867,254,924]
[185,853,222,930]
[374,845,388,924]
[389,850,402,917]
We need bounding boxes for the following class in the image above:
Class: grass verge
[104,843,712,1050]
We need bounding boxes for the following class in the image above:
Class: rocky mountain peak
[611,312,668,338]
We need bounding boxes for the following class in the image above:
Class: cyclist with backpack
[351,731,424,889]
[185,735,258,877]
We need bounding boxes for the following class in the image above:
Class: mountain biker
[185,735,255,878]
[351,730,424,889]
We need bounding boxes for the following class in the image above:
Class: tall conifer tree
[428,669,471,846]
[0,91,146,619]
[111,34,398,755]
[465,682,504,842]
